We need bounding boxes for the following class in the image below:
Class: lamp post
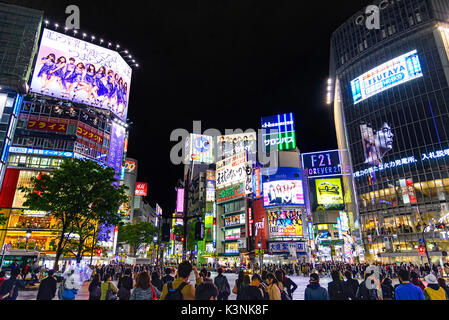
[421,224,432,268]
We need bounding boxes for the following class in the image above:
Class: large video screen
[263,180,304,207]
[267,209,303,238]
[30,28,132,121]
[350,50,423,105]
[315,178,344,205]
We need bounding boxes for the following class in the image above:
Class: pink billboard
[177,188,185,213]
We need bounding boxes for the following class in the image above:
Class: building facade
[331,0,449,264]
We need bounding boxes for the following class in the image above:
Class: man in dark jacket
[328,270,348,300]
[305,273,329,300]
[344,270,359,300]
[117,269,133,300]
[0,269,26,300]
[36,270,57,300]
[214,268,230,300]
[241,274,265,300]
[161,268,175,284]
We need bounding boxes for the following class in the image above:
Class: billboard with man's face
[30,28,132,121]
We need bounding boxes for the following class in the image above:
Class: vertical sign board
[177,188,185,213]
[261,113,296,152]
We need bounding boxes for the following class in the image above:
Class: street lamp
[25,229,32,252]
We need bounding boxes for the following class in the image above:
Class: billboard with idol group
[261,167,305,207]
[30,28,132,121]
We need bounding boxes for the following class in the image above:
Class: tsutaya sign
[350,49,423,104]
[261,113,296,151]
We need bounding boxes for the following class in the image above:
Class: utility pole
[422,223,432,268]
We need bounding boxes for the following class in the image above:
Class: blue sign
[268,242,306,254]
[308,222,313,241]
[302,150,342,178]
[9,147,74,158]
[260,167,302,182]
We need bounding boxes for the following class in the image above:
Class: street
[17,272,400,300]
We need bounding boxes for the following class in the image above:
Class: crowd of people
[1,260,449,300]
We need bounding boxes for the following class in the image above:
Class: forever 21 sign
[302,150,342,179]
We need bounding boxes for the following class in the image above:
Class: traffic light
[437,223,446,230]
[418,245,425,255]
[97,249,102,256]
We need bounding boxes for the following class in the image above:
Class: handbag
[62,288,75,300]
[151,285,159,300]
[106,282,117,300]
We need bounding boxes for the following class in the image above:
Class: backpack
[218,277,230,296]
[118,286,131,300]
[90,284,101,300]
[106,282,117,300]
[165,282,187,300]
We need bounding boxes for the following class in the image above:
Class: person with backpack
[381,277,395,300]
[423,274,448,300]
[328,270,348,300]
[304,273,329,300]
[117,268,133,300]
[88,273,102,300]
[356,271,379,300]
[130,271,161,300]
[160,261,202,300]
[0,268,25,300]
[100,273,118,300]
[60,267,81,300]
[161,267,175,284]
[266,273,281,300]
[151,271,164,292]
[36,270,57,300]
[214,267,231,300]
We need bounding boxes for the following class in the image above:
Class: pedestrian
[195,282,219,300]
[356,272,379,300]
[410,271,425,291]
[0,268,26,300]
[280,269,297,300]
[241,273,265,300]
[438,278,449,298]
[304,273,329,300]
[130,271,161,300]
[214,267,231,301]
[117,268,133,300]
[161,267,175,284]
[151,271,164,292]
[88,273,102,300]
[381,277,395,300]
[160,261,202,300]
[60,267,81,301]
[343,270,359,300]
[232,271,248,300]
[423,274,447,300]
[394,269,425,300]
[266,273,281,300]
[36,270,57,300]
[328,270,348,300]
[101,273,118,300]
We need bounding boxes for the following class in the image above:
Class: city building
[331,0,449,264]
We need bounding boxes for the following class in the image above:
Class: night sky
[5,0,373,217]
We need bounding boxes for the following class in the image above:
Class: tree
[118,222,157,257]
[19,159,128,269]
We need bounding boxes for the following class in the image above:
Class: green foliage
[19,158,128,268]
[118,222,157,256]
[173,225,184,237]
[0,213,7,226]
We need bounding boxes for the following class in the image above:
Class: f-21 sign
[302,150,342,179]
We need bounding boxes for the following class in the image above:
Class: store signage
[268,242,306,253]
[206,170,216,202]
[185,134,214,164]
[217,183,245,203]
[302,150,342,178]
[23,210,48,217]
[77,126,104,145]
[27,120,67,133]
[9,147,74,158]
[217,132,257,159]
[156,203,162,216]
[399,179,417,204]
[248,208,253,237]
[176,189,184,213]
[261,113,296,151]
[320,239,345,246]
[351,49,423,104]
[308,222,313,241]
[135,182,148,196]
[125,160,137,173]
[253,168,262,198]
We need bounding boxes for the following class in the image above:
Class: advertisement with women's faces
[263,180,304,207]
[30,29,132,121]
[267,209,303,238]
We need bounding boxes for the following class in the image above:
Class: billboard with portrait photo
[30,28,132,121]
[217,132,257,160]
[360,122,394,166]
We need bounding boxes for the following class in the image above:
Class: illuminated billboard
[30,28,132,121]
[261,167,305,207]
[315,178,344,205]
[302,150,342,178]
[267,209,303,238]
[217,132,257,160]
[216,152,252,195]
[176,188,184,213]
[261,113,296,152]
[135,183,148,196]
[185,134,214,164]
[350,50,423,105]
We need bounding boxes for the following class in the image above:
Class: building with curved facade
[331,0,449,264]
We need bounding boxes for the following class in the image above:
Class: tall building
[331,0,449,264]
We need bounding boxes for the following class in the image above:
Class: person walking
[232,271,249,300]
[36,270,57,300]
[240,274,265,300]
[130,271,161,300]
[117,269,133,300]
[423,274,448,300]
[328,270,348,300]
[381,277,395,300]
[0,268,26,300]
[60,267,81,301]
[304,273,329,300]
[343,270,359,300]
[356,272,379,300]
[88,273,102,300]
[266,273,281,300]
[280,269,297,300]
[214,267,231,301]
[395,270,425,300]
[438,278,449,298]
[410,271,425,292]
[100,273,118,300]
[195,282,219,300]
[161,267,175,284]
[160,261,202,300]
[151,271,164,292]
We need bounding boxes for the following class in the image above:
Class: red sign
[76,126,104,145]
[254,168,261,198]
[253,199,267,250]
[135,183,148,196]
[27,120,67,133]
[248,207,253,237]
